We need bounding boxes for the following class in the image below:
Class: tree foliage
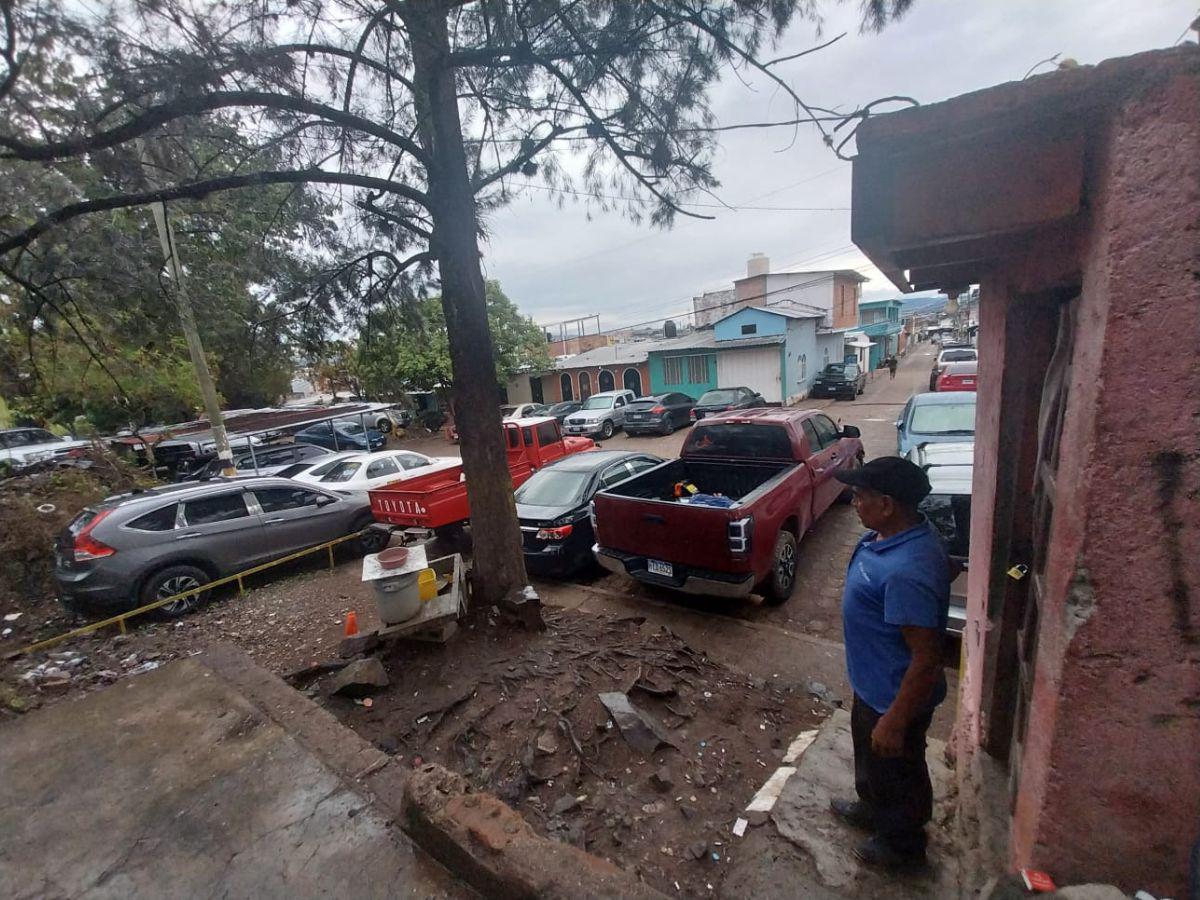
[357,280,551,398]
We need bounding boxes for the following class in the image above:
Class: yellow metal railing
[18,531,363,655]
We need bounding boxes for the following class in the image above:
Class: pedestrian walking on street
[829,457,949,870]
[887,356,898,379]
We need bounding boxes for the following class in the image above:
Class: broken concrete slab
[329,656,390,697]
[404,763,666,899]
[597,691,676,755]
[770,708,958,897]
[0,649,467,899]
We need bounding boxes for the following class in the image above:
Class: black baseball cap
[835,456,931,507]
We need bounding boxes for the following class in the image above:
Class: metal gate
[1009,297,1077,802]
[716,347,782,403]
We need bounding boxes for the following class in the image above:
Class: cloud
[480,0,1193,330]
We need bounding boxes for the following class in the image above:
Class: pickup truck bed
[604,458,793,503]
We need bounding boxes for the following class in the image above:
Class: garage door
[717,347,782,403]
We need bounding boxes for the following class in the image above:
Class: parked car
[274,452,360,480]
[292,449,458,500]
[593,408,863,604]
[501,403,549,420]
[911,441,975,634]
[504,416,596,470]
[0,427,90,472]
[623,393,695,436]
[54,478,389,617]
[294,419,386,452]
[935,361,978,392]
[809,362,867,400]
[372,408,412,433]
[546,401,583,423]
[896,391,977,456]
[182,443,332,480]
[689,387,764,421]
[516,450,663,576]
[929,347,978,391]
[562,390,636,440]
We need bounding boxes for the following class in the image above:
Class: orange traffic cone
[344,610,359,638]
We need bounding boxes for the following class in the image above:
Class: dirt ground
[314,606,827,898]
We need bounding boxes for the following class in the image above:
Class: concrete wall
[782,318,819,403]
[713,307,787,341]
[1007,65,1200,895]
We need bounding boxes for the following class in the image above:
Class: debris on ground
[320,607,827,897]
[330,657,390,697]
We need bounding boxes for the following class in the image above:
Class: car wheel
[601,420,615,440]
[376,418,392,434]
[762,531,798,605]
[142,565,210,618]
[661,417,675,436]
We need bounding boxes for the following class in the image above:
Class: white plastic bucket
[374,571,422,624]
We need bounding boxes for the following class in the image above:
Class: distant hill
[899,294,946,315]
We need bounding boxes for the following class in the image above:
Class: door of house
[623,368,642,397]
[529,376,544,405]
[716,347,781,403]
[598,370,615,392]
[1007,297,1076,802]
[560,373,573,402]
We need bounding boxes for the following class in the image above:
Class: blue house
[856,299,904,369]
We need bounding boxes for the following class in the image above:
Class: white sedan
[291,449,459,500]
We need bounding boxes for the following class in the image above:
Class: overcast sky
[477,0,1195,333]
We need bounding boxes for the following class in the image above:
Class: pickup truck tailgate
[593,494,735,570]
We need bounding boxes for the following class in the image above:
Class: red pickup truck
[592,408,863,604]
[370,416,594,534]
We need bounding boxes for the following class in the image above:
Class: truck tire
[601,420,615,440]
[762,531,798,605]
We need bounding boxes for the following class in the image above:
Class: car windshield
[581,396,614,410]
[320,461,362,482]
[910,402,977,434]
[500,406,519,416]
[683,423,792,458]
[548,403,576,414]
[941,349,976,363]
[698,390,740,405]
[515,469,592,507]
[821,363,847,375]
[306,456,353,477]
[628,397,662,408]
[335,422,366,434]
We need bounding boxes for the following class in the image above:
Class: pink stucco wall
[1005,66,1200,895]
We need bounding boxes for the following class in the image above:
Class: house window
[741,323,757,335]
[662,356,684,385]
[687,355,708,383]
[823,346,830,366]
[800,354,807,381]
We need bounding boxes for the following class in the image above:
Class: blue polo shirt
[842,519,950,714]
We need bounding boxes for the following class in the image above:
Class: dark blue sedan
[294,419,386,452]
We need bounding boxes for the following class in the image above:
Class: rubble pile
[320,608,827,896]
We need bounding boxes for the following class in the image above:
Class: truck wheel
[762,531,798,605]
[601,420,615,440]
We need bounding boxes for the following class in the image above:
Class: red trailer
[369,456,534,534]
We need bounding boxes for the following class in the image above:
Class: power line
[511,181,848,211]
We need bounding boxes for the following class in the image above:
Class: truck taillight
[728,516,752,554]
[73,509,115,562]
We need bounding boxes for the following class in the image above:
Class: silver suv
[54,477,389,616]
[562,390,636,440]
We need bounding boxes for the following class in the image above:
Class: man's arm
[870,626,942,757]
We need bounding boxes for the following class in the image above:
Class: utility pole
[139,141,235,475]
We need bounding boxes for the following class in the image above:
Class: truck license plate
[647,559,673,577]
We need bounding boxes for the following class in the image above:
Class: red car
[592,408,863,604]
[936,361,978,392]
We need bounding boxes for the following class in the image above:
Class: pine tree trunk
[408,5,529,608]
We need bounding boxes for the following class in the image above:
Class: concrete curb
[403,763,667,900]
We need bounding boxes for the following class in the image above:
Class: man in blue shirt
[831,456,950,869]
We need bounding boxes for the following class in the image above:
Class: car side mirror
[895,420,904,430]
[315,494,337,506]
[840,425,861,439]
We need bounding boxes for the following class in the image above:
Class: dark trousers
[851,695,934,854]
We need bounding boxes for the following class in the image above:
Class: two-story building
[854,298,905,368]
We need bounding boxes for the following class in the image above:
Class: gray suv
[562,390,636,440]
[55,477,390,616]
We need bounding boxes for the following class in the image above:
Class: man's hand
[871,712,906,757]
